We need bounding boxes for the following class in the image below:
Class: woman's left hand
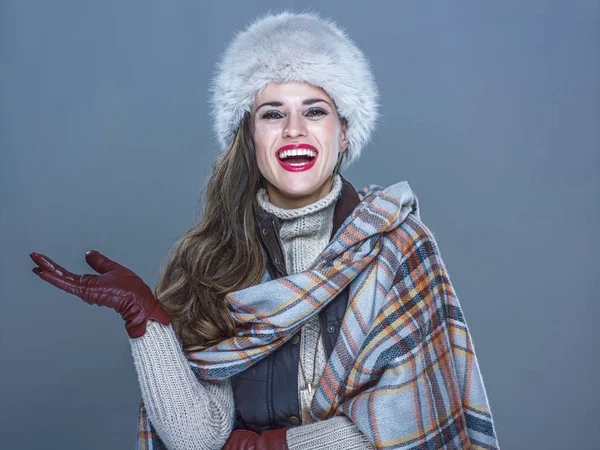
[223,428,288,450]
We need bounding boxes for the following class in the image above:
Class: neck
[256,174,343,221]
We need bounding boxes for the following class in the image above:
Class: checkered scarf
[137,180,499,449]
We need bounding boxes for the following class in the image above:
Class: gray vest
[232,176,360,431]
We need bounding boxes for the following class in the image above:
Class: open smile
[276,144,319,173]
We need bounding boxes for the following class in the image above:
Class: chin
[274,177,325,197]
[276,185,317,199]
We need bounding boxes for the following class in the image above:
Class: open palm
[30,250,171,338]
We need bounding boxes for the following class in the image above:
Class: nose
[283,113,308,139]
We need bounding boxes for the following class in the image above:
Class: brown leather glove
[30,250,171,338]
[222,429,289,450]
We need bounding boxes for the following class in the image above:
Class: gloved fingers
[29,252,81,282]
[29,252,96,298]
[85,250,129,275]
[33,266,85,297]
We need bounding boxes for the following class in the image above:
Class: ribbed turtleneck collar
[256,175,343,275]
[256,174,343,221]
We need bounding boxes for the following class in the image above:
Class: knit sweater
[130,174,372,449]
[255,174,372,449]
[131,321,233,450]
[255,174,339,423]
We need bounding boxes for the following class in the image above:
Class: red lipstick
[276,144,319,173]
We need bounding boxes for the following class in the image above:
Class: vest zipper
[272,219,287,276]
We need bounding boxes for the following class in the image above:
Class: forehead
[253,81,334,105]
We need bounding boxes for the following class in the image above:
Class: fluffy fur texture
[209,11,379,171]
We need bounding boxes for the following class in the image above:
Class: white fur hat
[209,10,379,171]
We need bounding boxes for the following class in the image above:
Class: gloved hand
[222,428,289,450]
[29,249,171,338]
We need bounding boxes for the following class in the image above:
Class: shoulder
[356,178,431,236]
[358,179,444,263]
[397,213,443,263]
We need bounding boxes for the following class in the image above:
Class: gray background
[1,1,598,449]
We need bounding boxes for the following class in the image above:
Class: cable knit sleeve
[129,320,234,450]
[287,416,374,449]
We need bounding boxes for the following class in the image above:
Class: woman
[30,11,499,450]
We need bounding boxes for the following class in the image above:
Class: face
[251,81,348,209]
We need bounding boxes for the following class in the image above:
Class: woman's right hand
[30,249,171,338]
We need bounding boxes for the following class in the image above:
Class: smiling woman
[252,81,349,209]
[30,10,499,450]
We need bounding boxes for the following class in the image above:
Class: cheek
[252,128,273,168]
[317,122,342,156]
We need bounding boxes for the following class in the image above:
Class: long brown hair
[153,113,267,351]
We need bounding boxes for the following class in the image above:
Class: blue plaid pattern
[138,180,499,449]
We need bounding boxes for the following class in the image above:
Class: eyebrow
[254,98,332,112]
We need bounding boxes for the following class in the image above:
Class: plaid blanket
[137,180,499,449]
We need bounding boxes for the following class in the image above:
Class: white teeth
[278,149,317,160]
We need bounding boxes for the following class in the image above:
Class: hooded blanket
[138,180,499,449]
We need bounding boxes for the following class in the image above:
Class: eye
[260,110,283,120]
[305,108,328,118]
